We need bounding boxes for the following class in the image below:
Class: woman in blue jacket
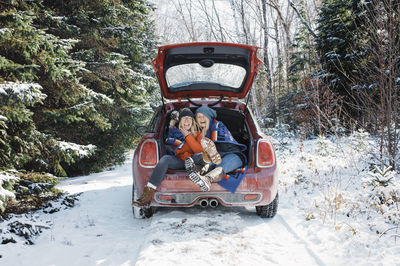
[188,106,246,192]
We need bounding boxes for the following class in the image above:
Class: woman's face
[180,116,193,131]
[196,113,209,129]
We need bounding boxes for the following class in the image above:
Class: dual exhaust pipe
[199,198,219,208]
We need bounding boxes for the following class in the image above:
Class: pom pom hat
[179,108,194,122]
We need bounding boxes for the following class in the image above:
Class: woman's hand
[179,125,190,137]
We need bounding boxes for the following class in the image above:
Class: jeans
[149,155,184,187]
[149,152,243,187]
[217,152,243,173]
[193,152,243,174]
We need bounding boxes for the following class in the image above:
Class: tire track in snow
[135,206,326,265]
[273,214,326,266]
[1,151,325,265]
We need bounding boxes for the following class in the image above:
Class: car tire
[131,184,154,219]
[256,193,279,218]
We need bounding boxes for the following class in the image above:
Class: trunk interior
[160,106,252,168]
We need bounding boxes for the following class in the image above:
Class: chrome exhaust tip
[209,198,219,208]
[199,199,209,208]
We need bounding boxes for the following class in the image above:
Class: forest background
[0,0,399,213]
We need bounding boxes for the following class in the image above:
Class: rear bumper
[149,168,277,207]
[153,191,263,207]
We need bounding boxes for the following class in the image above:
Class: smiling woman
[132,108,205,208]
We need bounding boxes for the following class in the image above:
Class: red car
[132,42,278,218]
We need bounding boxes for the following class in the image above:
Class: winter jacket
[206,119,247,164]
[165,126,202,161]
[165,126,185,155]
[175,132,202,161]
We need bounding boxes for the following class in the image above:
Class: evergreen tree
[316,0,359,96]
[38,0,158,174]
[316,0,400,168]
[0,0,157,176]
[0,8,95,175]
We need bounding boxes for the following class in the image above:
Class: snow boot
[132,186,156,207]
[188,167,225,192]
[201,137,222,164]
[205,167,226,183]
[186,157,211,191]
[184,157,196,174]
[188,171,211,192]
[202,151,211,163]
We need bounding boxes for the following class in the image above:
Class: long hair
[198,116,210,137]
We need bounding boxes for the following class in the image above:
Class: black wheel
[256,193,279,218]
[143,207,154,218]
[132,184,154,219]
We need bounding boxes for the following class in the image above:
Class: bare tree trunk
[229,0,242,42]
[198,0,219,41]
[211,0,225,42]
[262,0,273,95]
[269,0,294,92]
[173,0,197,41]
[262,0,276,123]
[239,0,249,44]
[272,16,282,97]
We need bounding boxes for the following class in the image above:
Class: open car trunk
[161,106,252,170]
[153,42,262,100]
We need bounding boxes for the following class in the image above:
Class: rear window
[166,63,246,89]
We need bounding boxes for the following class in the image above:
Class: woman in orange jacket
[133,108,205,207]
[175,110,202,161]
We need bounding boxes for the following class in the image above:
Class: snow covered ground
[1,133,400,266]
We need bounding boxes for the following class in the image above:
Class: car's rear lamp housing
[244,194,259,201]
[158,195,173,201]
[139,139,159,168]
[256,139,275,168]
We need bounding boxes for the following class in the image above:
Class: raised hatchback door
[152,42,262,100]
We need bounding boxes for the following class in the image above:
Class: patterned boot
[201,137,222,164]
[205,167,226,183]
[185,157,211,191]
[189,171,211,192]
[202,151,211,163]
[184,157,196,174]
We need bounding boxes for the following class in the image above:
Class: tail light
[139,139,159,168]
[244,194,259,201]
[256,139,275,168]
[158,194,173,201]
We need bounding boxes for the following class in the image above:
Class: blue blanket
[218,166,247,193]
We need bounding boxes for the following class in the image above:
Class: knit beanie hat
[179,108,194,122]
[195,106,217,121]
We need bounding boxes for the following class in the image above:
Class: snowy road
[136,209,325,266]
[1,153,325,266]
